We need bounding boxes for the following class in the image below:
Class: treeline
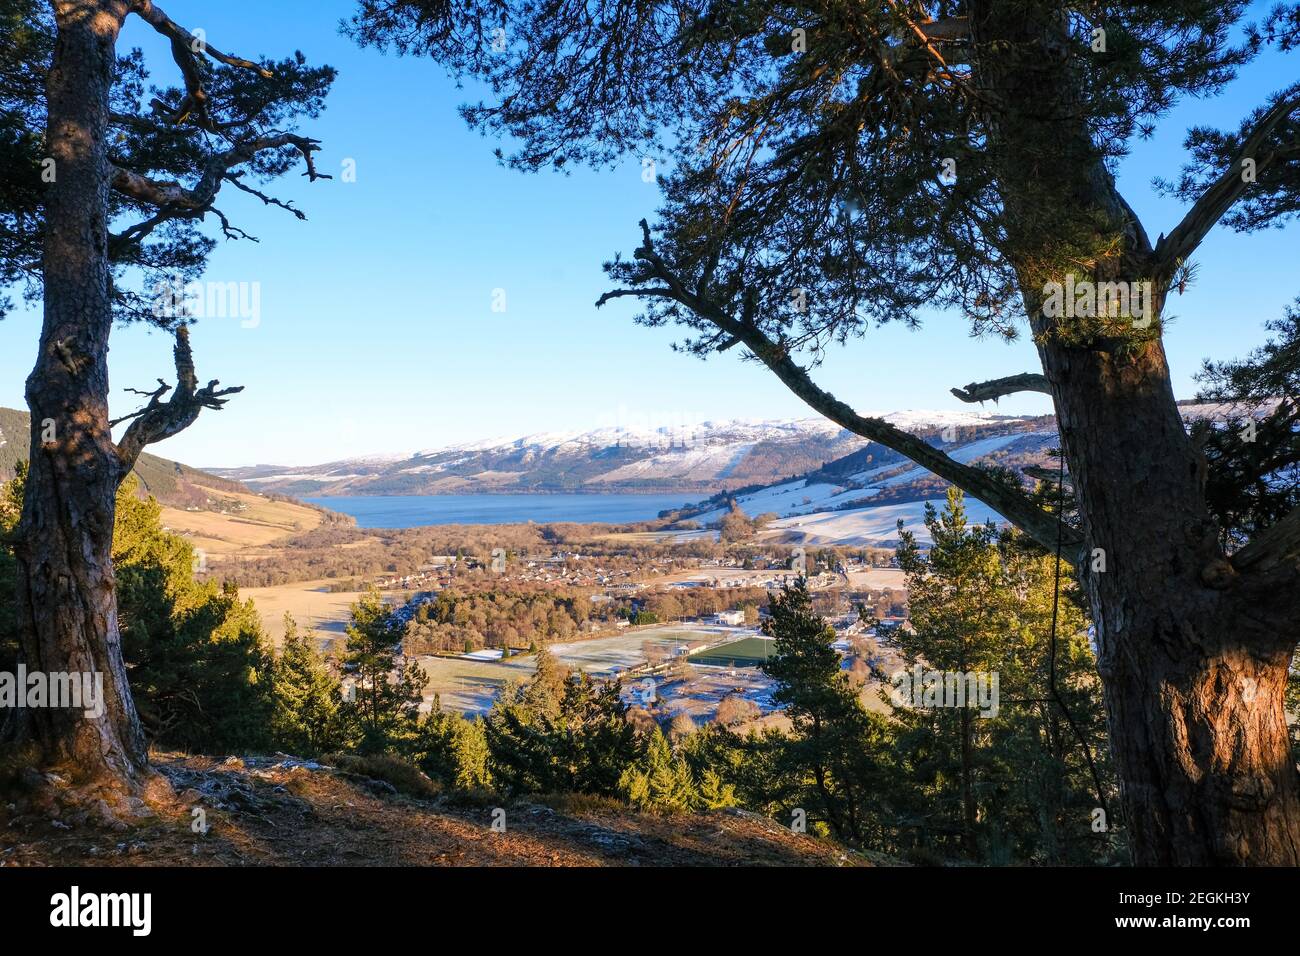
[404,587,595,654]
[209,507,880,589]
[209,523,545,588]
[208,520,698,588]
[401,583,773,655]
[632,586,769,624]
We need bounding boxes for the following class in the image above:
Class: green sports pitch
[688,636,775,667]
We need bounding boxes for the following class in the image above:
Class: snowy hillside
[209,411,1031,496]
[691,431,1055,525]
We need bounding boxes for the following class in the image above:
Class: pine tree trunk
[968,1,1300,864]
[1046,337,1300,865]
[10,0,147,790]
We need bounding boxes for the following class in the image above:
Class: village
[361,551,911,733]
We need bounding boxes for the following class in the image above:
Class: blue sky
[0,0,1296,466]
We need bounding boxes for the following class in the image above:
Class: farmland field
[160,488,326,558]
[417,623,755,714]
[241,579,370,651]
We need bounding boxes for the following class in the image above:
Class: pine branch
[130,0,273,129]
[1154,89,1300,280]
[113,326,243,478]
[951,373,1051,403]
[109,133,326,246]
[598,220,1083,562]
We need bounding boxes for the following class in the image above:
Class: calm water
[303,493,696,529]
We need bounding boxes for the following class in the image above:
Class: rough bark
[597,2,1300,864]
[960,705,977,859]
[970,0,1300,865]
[1047,319,1300,865]
[9,0,148,790]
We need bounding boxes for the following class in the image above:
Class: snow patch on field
[773,498,1007,545]
[693,430,1051,526]
[864,431,1047,489]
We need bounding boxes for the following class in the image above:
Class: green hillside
[0,406,246,506]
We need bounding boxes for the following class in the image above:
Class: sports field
[688,636,775,667]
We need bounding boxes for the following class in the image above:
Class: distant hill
[210,411,1037,498]
[0,405,249,507]
[681,399,1275,547]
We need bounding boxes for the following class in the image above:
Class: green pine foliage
[416,706,492,791]
[693,766,739,811]
[618,727,697,813]
[485,660,640,797]
[111,477,275,753]
[755,579,899,846]
[888,488,1116,864]
[1192,298,1300,550]
[339,587,427,754]
[270,613,346,757]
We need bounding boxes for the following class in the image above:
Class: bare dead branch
[211,207,257,242]
[113,326,243,478]
[951,372,1051,403]
[224,172,306,220]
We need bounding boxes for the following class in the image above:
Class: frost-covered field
[772,497,1007,546]
[416,623,754,715]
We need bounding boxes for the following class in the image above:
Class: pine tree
[270,614,344,757]
[340,588,427,754]
[486,667,639,796]
[5,0,333,793]
[694,767,738,811]
[890,488,1113,864]
[760,580,896,847]
[619,727,696,813]
[417,709,491,791]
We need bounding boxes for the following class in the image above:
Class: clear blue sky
[0,0,1295,466]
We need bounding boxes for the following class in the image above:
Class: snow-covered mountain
[689,429,1058,525]
[675,399,1280,546]
[209,411,1035,497]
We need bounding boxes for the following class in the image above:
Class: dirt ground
[0,755,892,868]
